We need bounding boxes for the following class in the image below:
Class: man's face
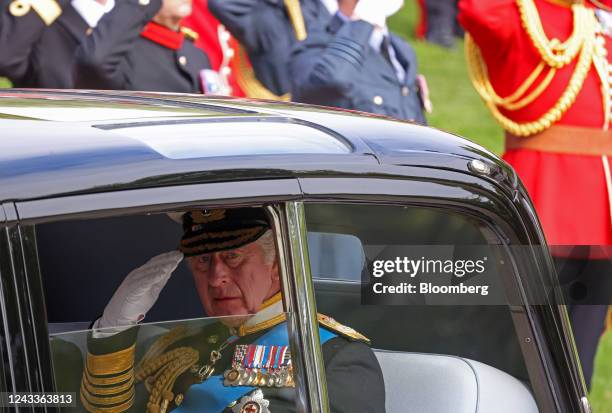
[187,239,280,320]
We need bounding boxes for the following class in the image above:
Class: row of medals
[223,366,295,388]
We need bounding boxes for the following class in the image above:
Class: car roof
[0,90,513,202]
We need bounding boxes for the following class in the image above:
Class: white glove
[353,0,404,28]
[96,251,184,330]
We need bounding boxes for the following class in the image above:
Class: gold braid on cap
[465,0,610,136]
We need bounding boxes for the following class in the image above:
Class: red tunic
[458,0,611,250]
[183,0,245,97]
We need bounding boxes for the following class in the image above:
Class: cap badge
[192,209,226,224]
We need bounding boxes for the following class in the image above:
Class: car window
[34,209,302,412]
[304,203,538,412]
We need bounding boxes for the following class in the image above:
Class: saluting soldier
[207,0,334,100]
[74,0,218,93]
[0,0,113,87]
[289,0,429,124]
[72,208,385,412]
[459,0,611,387]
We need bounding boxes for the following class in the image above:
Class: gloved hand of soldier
[94,250,184,334]
[353,0,404,28]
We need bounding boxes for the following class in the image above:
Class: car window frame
[1,173,581,413]
[291,174,580,412]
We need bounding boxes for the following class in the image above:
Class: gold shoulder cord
[134,327,200,413]
[233,0,307,101]
[465,0,609,136]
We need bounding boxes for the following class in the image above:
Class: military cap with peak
[179,208,271,256]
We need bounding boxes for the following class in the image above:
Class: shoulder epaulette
[317,314,370,345]
[180,26,199,42]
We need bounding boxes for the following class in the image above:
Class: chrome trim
[559,304,590,396]
[580,396,592,413]
[266,205,310,412]
[280,202,329,413]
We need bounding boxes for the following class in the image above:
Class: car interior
[35,203,539,412]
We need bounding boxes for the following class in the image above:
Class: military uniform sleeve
[207,0,273,54]
[289,20,374,105]
[73,0,161,90]
[80,327,139,412]
[0,0,66,79]
[322,337,385,413]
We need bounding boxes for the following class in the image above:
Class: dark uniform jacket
[0,0,89,87]
[289,15,427,124]
[208,0,331,96]
[74,0,211,93]
[54,307,385,412]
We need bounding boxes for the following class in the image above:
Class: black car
[0,89,590,412]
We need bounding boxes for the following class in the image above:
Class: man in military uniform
[0,0,112,87]
[288,0,428,124]
[78,208,385,412]
[74,0,217,93]
[459,0,611,387]
[207,0,334,100]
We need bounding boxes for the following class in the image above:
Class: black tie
[380,36,392,65]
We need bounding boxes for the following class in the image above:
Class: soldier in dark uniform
[0,0,112,87]
[289,0,428,124]
[74,0,216,93]
[73,207,385,412]
[207,0,334,99]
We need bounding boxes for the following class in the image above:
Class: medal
[224,344,294,387]
[231,389,270,413]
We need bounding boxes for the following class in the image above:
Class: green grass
[592,332,612,413]
[388,1,503,153]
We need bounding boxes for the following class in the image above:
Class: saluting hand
[96,250,184,330]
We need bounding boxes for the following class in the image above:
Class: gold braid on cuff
[80,345,136,412]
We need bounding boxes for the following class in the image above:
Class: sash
[174,322,337,413]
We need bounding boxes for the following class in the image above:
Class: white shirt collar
[71,0,115,28]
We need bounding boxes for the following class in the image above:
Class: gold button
[178,56,187,66]
[9,0,30,17]
[86,27,93,36]
[139,0,149,5]
[174,394,184,406]
[401,86,409,96]
[373,95,383,105]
